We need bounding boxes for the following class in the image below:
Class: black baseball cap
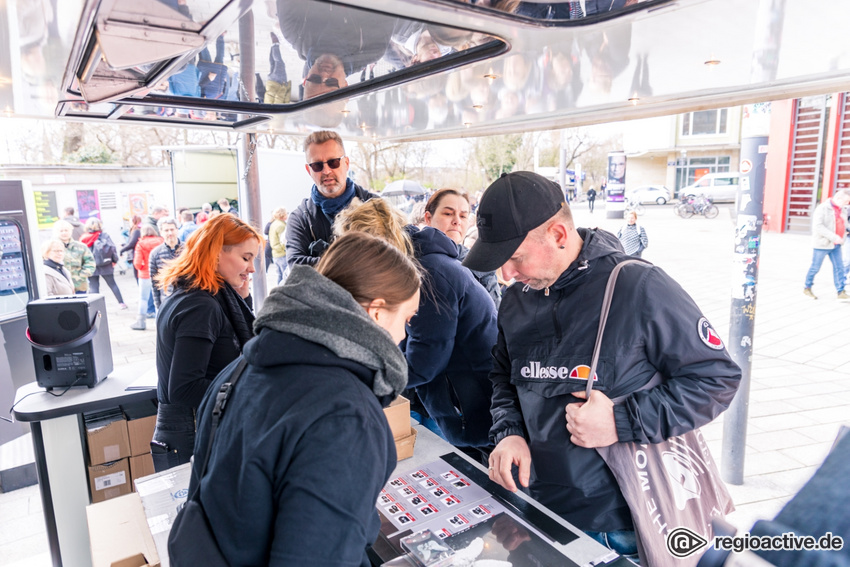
[463,171,565,272]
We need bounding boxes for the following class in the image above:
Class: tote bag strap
[585,259,652,399]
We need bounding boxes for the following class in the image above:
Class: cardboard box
[383,395,410,440]
[130,453,155,487]
[112,554,158,567]
[89,458,132,503]
[123,400,157,457]
[136,462,192,567]
[395,427,417,461]
[126,415,156,457]
[86,492,160,567]
[87,417,131,466]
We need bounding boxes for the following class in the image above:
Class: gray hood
[253,265,408,399]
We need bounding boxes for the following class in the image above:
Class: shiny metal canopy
[2,0,850,140]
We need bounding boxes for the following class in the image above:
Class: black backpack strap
[198,356,250,479]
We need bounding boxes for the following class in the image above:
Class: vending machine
[0,180,42,446]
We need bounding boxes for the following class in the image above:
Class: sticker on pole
[698,317,724,350]
[740,159,752,174]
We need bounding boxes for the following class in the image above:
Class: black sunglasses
[305,75,340,88]
[307,156,345,172]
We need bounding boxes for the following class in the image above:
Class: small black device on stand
[25,295,113,390]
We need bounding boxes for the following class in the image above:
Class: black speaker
[26,295,113,390]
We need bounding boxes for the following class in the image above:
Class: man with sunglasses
[286,130,378,266]
[278,0,396,97]
[302,54,347,100]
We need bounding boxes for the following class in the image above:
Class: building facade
[622,107,743,198]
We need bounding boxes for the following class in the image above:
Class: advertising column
[606,151,626,219]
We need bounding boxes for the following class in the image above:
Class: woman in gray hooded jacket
[181,232,421,567]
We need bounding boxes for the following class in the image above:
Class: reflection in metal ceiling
[2,0,850,140]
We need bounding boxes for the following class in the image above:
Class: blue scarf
[311,178,356,219]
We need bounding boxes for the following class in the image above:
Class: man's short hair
[152,205,169,215]
[64,207,76,216]
[303,130,345,154]
[181,210,195,222]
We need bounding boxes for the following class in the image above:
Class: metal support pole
[722,112,769,485]
[721,0,784,485]
[237,10,267,310]
[559,130,567,199]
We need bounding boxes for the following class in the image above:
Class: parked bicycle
[676,194,718,219]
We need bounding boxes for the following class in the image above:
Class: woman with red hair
[150,214,263,472]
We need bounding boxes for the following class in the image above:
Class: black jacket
[404,227,497,448]
[189,329,395,566]
[90,232,119,277]
[277,0,396,77]
[457,244,501,309]
[119,228,140,261]
[285,182,378,266]
[490,228,741,532]
[149,241,183,309]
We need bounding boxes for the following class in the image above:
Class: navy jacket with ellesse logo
[489,228,741,533]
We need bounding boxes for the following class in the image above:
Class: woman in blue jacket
[335,199,498,449]
[184,232,421,566]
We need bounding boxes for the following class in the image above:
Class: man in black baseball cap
[463,171,567,275]
[466,171,741,560]
[463,171,580,291]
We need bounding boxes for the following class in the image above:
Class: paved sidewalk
[1,203,849,566]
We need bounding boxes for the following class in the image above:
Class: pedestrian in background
[804,189,850,300]
[586,186,597,213]
[178,210,198,242]
[61,207,85,241]
[41,239,75,296]
[269,207,289,285]
[196,203,213,224]
[130,225,163,330]
[81,217,127,308]
[149,218,183,310]
[52,219,95,294]
[616,211,648,257]
[120,215,142,281]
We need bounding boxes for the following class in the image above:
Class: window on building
[682,109,728,136]
[674,156,732,195]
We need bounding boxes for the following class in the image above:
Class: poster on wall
[129,194,148,218]
[76,190,100,220]
[33,191,59,228]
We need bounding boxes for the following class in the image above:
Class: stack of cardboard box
[84,401,157,503]
[85,409,133,504]
[382,395,417,460]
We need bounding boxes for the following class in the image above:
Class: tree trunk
[62,122,84,159]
